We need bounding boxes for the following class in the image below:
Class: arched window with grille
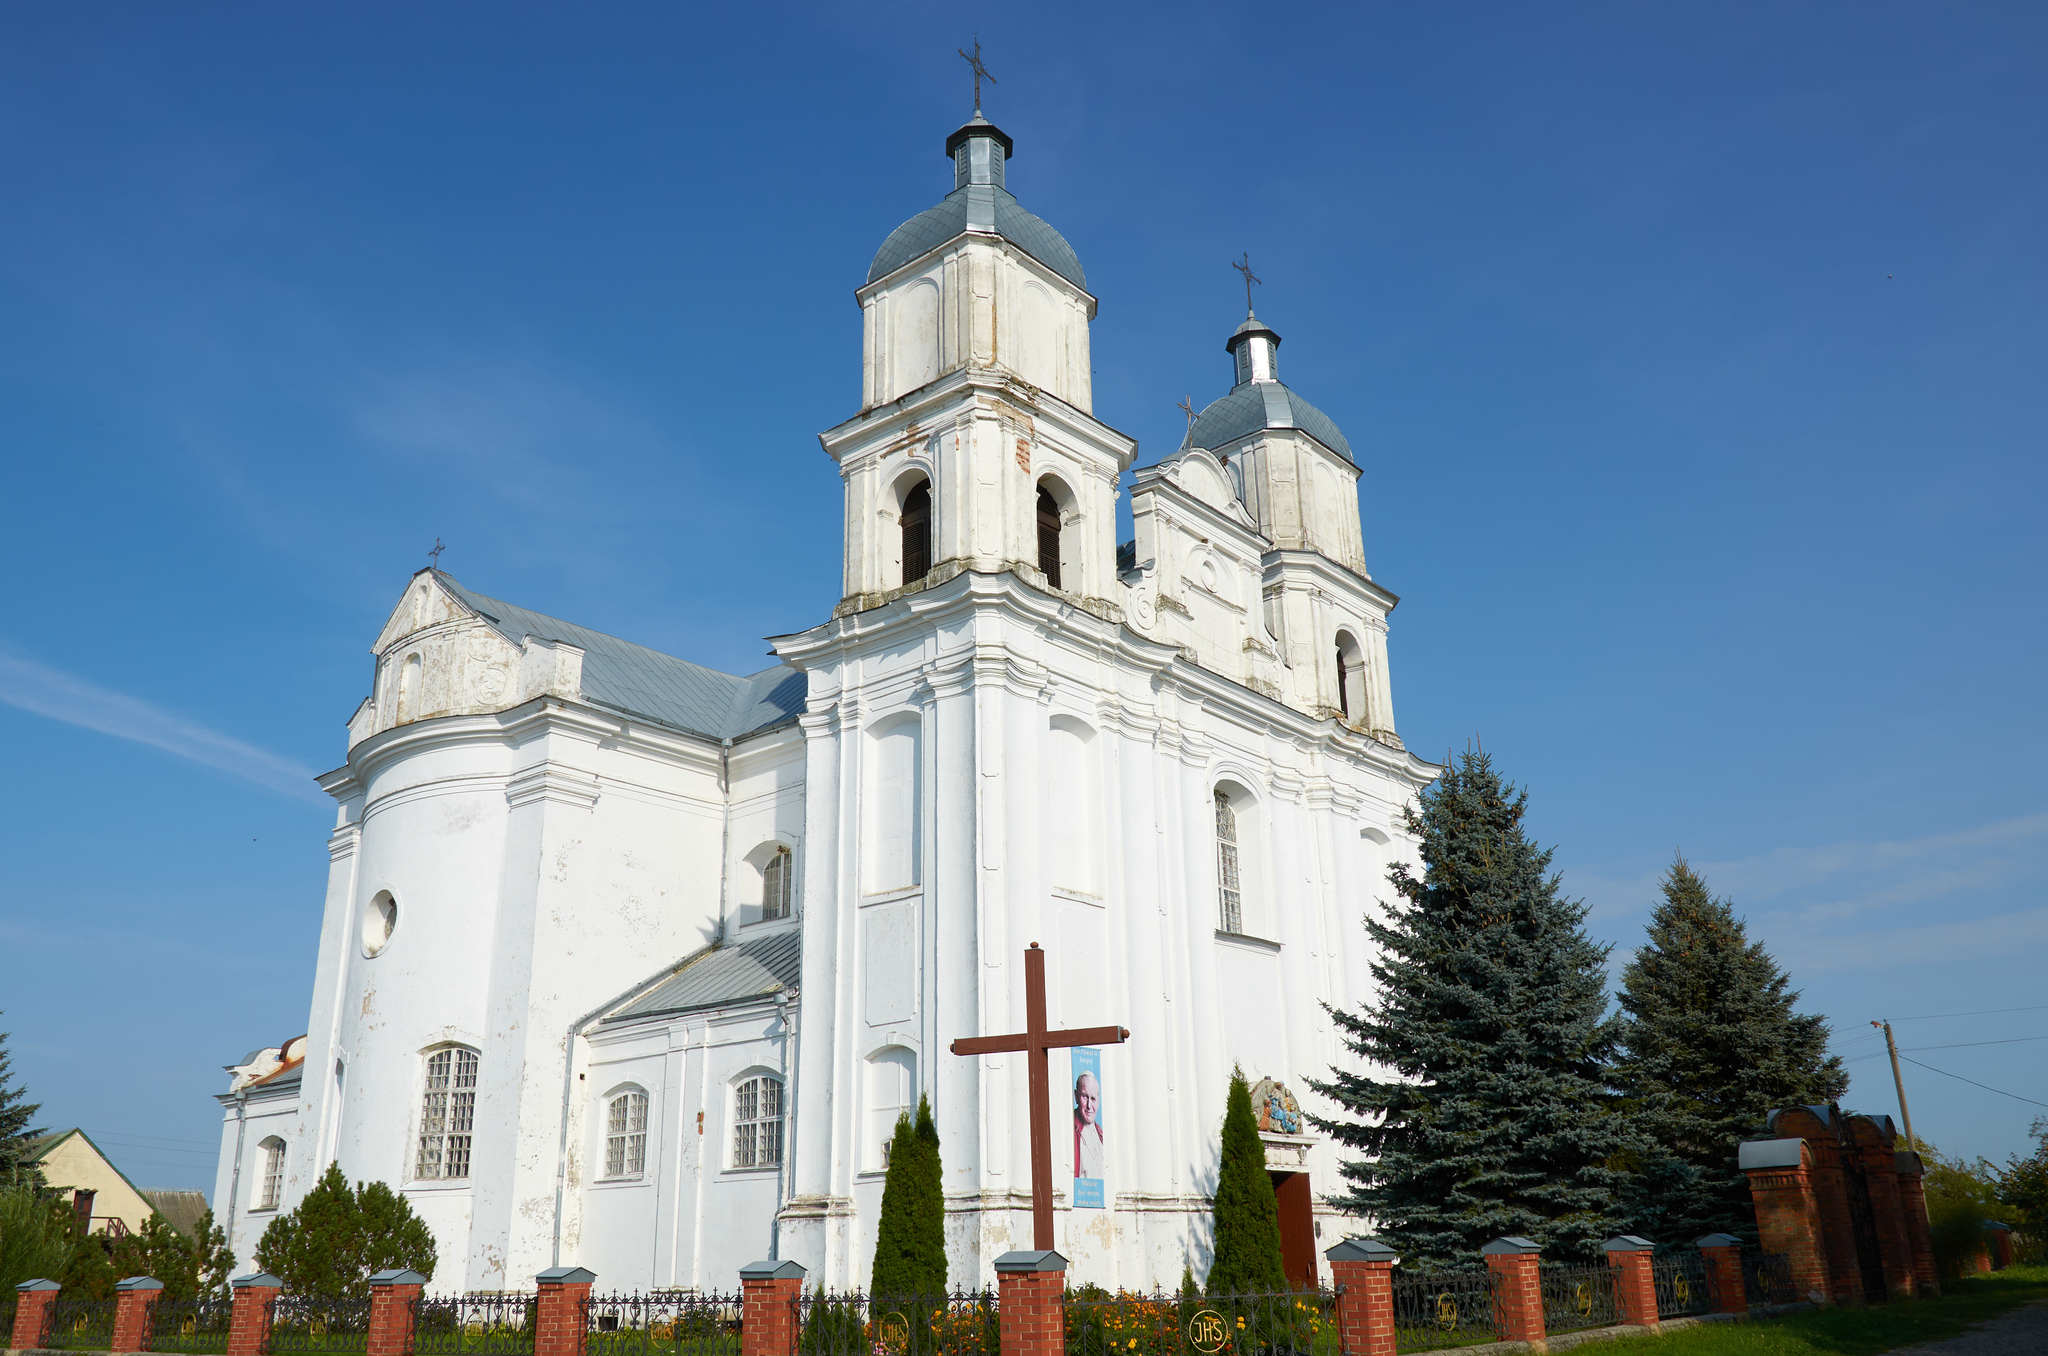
[256,1137,286,1211]
[1214,789,1243,934]
[1036,486,1063,589]
[761,846,793,921]
[732,1074,784,1169]
[900,480,932,586]
[415,1045,479,1181]
[603,1088,649,1180]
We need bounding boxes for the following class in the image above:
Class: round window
[362,891,398,957]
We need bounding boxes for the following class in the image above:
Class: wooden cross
[957,39,996,113]
[1178,395,1196,429]
[428,537,445,568]
[1232,251,1261,313]
[951,943,1129,1249]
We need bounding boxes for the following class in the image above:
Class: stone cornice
[820,366,1135,472]
[1262,548,1399,614]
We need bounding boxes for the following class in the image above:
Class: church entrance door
[1269,1171,1316,1290]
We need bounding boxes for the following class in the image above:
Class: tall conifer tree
[1309,750,1628,1264]
[1207,1068,1286,1294]
[1612,855,1848,1242]
[0,1015,43,1187]
[870,1096,946,1298]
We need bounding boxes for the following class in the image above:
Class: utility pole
[1873,1019,1916,1147]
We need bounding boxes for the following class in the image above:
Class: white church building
[210,104,1438,1296]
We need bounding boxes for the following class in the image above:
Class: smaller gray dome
[1189,382,1353,462]
[867,188,1086,290]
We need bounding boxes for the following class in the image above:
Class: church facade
[209,106,1438,1296]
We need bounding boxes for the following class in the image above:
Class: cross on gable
[952,943,1129,1249]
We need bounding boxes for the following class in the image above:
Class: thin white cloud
[1779,905,2048,975]
[0,647,324,803]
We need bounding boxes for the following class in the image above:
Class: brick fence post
[367,1269,427,1356]
[1740,1138,1830,1306]
[1985,1223,2014,1271]
[113,1276,166,1353]
[13,1279,61,1350]
[536,1266,595,1356]
[1324,1237,1397,1356]
[738,1261,805,1356]
[227,1273,282,1356]
[994,1250,1066,1356]
[1895,1151,1939,1297]
[1604,1237,1657,1329]
[1694,1235,1745,1315]
[1480,1238,1544,1346]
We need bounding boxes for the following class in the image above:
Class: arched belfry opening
[899,479,932,587]
[1036,484,1062,589]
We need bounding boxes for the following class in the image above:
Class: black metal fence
[1743,1252,1798,1306]
[584,1291,744,1356]
[267,1293,373,1354]
[1389,1270,1500,1352]
[1650,1254,1710,1320]
[42,1296,118,1350]
[414,1293,540,1356]
[151,1296,237,1354]
[1062,1287,1336,1356]
[1538,1263,1617,1335]
[791,1290,999,1356]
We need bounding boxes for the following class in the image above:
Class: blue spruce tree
[1309,750,1630,1263]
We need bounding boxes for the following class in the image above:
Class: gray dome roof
[1189,381,1353,462]
[867,187,1087,290]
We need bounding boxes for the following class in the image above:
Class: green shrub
[0,1184,74,1291]
[254,1163,436,1302]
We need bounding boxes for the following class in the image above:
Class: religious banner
[1071,1046,1105,1208]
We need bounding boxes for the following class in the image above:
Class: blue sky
[2,2,2043,1195]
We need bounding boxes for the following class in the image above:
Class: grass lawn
[1600,1266,2048,1355]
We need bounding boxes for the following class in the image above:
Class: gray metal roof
[141,1190,211,1241]
[1188,381,1354,462]
[868,188,1086,290]
[605,929,802,1023]
[434,573,805,741]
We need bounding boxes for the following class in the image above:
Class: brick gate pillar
[1895,1151,1939,1297]
[1480,1238,1544,1346]
[14,1279,61,1351]
[113,1276,165,1353]
[1694,1235,1746,1315]
[738,1260,805,1356]
[536,1266,595,1356]
[367,1269,427,1356]
[1740,1138,1831,1306]
[1848,1116,1916,1299]
[1325,1238,1397,1356]
[994,1250,1066,1356]
[1985,1223,2014,1270]
[227,1273,282,1356]
[1605,1237,1658,1328]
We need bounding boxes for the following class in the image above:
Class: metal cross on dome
[958,39,996,114]
[951,943,1130,1250]
[1233,251,1262,314]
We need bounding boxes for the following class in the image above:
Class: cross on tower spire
[1232,251,1262,316]
[957,39,996,114]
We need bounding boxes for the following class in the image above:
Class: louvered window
[732,1076,784,1169]
[1215,790,1243,934]
[416,1046,479,1180]
[901,482,932,585]
[1036,486,1062,589]
[762,846,793,921]
[604,1090,649,1180]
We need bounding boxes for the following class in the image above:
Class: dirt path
[1885,1300,2048,1354]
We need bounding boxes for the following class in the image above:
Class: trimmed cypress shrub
[1208,1068,1286,1294]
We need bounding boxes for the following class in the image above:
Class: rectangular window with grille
[604,1091,648,1179]
[258,1139,285,1210]
[732,1076,784,1169]
[415,1046,479,1180]
[1215,791,1243,934]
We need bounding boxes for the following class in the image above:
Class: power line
[1896,1055,2048,1110]
[1902,1035,2048,1052]
[1889,1002,2048,1022]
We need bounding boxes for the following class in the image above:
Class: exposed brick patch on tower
[1694,1235,1746,1315]
[367,1270,427,1356]
[1604,1238,1657,1328]
[14,1279,61,1351]
[227,1273,282,1356]
[994,1250,1066,1356]
[738,1260,805,1356]
[113,1276,165,1353]
[1325,1238,1397,1356]
[1741,1137,1831,1306]
[536,1267,596,1356]
[1480,1238,1544,1346]
[1895,1152,1940,1297]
